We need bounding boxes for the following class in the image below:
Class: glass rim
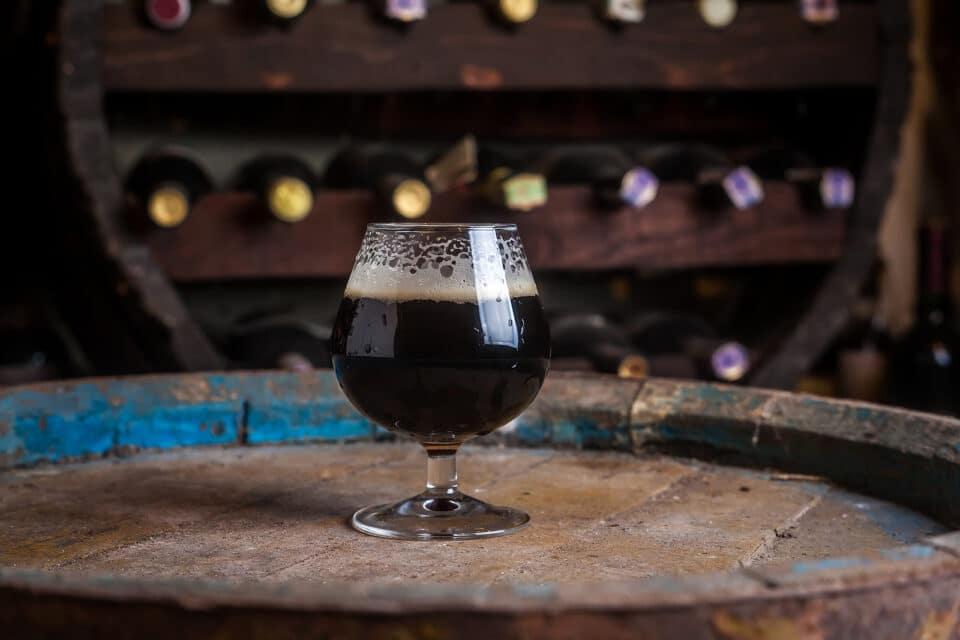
[367,222,518,232]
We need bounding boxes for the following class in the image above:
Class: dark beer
[331,295,550,446]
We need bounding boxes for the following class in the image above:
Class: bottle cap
[711,341,750,382]
[820,167,855,210]
[618,355,650,379]
[619,167,659,208]
[385,0,427,21]
[605,0,644,23]
[147,185,190,228]
[267,176,314,223]
[698,0,736,28]
[266,0,309,19]
[503,173,547,211]
[145,0,192,30]
[800,0,838,25]
[391,179,432,219]
[498,0,538,24]
[722,166,763,209]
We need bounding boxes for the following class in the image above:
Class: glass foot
[351,491,530,541]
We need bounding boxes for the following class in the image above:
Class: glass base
[351,491,530,541]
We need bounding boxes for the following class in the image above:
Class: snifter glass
[331,223,551,540]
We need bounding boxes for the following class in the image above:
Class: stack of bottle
[140,0,842,32]
[124,140,856,228]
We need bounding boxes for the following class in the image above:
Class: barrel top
[2,370,960,619]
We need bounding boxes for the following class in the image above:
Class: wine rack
[56,0,910,388]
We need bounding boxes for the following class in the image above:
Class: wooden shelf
[139,183,846,281]
[101,3,879,92]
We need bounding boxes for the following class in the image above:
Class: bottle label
[146,0,191,30]
[499,0,538,24]
[503,174,547,211]
[800,0,838,25]
[605,0,644,23]
[723,166,763,209]
[698,0,737,28]
[820,168,855,209]
[619,167,658,209]
[386,0,427,21]
[267,0,309,19]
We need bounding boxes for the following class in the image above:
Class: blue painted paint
[245,399,373,444]
[510,411,550,446]
[116,406,240,449]
[510,583,557,599]
[243,373,374,444]
[881,545,937,561]
[790,556,873,575]
[822,486,949,543]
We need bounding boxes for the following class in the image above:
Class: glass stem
[425,449,460,498]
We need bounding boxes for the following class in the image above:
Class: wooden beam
[101,3,879,92]
[136,183,846,281]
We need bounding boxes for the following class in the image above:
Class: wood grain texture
[0,444,944,581]
[100,3,879,92]
[138,183,846,281]
[2,370,960,638]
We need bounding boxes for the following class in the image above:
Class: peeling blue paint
[790,557,873,574]
[881,545,937,561]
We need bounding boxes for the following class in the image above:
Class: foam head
[344,223,539,302]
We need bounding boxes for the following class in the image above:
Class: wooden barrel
[2,371,959,638]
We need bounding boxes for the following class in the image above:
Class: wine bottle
[626,311,751,382]
[125,148,212,228]
[646,144,762,211]
[477,148,547,211]
[698,0,737,28]
[225,318,332,370]
[836,297,892,403]
[325,147,432,220]
[143,0,191,31]
[382,0,427,22]
[750,146,855,212]
[236,155,316,223]
[891,218,960,415]
[550,313,708,379]
[489,0,538,26]
[261,0,313,26]
[424,136,479,194]
[541,148,658,210]
[800,0,838,25]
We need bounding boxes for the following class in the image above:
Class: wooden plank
[101,3,879,92]
[0,445,943,582]
[630,379,960,526]
[139,183,846,281]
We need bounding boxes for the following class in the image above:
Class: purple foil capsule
[385,0,427,22]
[820,167,855,210]
[800,0,838,24]
[711,341,750,382]
[722,166,763,210]
[619,167,659,208]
